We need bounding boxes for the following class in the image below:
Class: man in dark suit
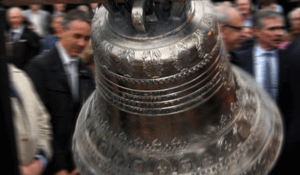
[5,7,40,70]
[215,4,248,62]
[89,2,100,20]
[232,9,286,102]
[215,5,245,53]
[232,9,288,174]
[272,33,300,175]
[25,9,95,175]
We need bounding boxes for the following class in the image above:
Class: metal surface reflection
[72,0,283,174]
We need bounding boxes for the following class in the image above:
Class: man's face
[236,0,251,18]
[7,8,24,29]
[51,16,64,35]
[60,20,91,57]
[222,12,245,52]
[254,18,284,50]
[90,3,99,9]
[54,3,65,13]
[30,5,40,11]
[291,11,300,30]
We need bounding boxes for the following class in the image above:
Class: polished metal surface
[72,0,283,174]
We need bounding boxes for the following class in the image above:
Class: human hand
[54,169,69,175]
[20,159,42,175]
[70,168,80,175]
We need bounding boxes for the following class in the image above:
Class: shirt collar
[10,25,25,34]
[56,42,79,65]
[255,44,277,57]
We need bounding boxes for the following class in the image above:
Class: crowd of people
[215,0,300,174]
[4,3,98,175]
[3,0,300,175]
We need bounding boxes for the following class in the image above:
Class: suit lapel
[248,49,255,76]
[49,48,71,93]
[232,49,255,76]
[278,50,288,92]
[19,27,28,41]
[78,60,92,103]
[239,49,255,76]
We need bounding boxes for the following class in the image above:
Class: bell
[72,0,283,174]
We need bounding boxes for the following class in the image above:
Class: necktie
[263,52,275,99]
[69,60,79,101]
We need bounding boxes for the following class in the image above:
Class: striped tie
[263,52,275,99]
[69,60,79,101]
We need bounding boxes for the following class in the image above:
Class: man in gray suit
[23,4,51,38]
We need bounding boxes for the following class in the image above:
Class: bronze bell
[72,0,283,174]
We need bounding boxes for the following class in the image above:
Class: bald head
[215,5,243,26]
[7,7,24,29]
[215,5,245,52]
[7,7,22,17]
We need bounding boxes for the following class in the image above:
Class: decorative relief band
[142,50,164,78]
[94,37,221,92]
[94,25,221,86]
[88,88,244,152]
[97,51,222,103]
[97,72,223,115]
[170,42,191,72]
[73,85,268,175]
[116,49,136,77]
[93,40,113,70]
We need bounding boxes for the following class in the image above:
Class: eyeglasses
[225,25,245,31]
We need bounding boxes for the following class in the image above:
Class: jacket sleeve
[32,85,52,161]
[25,71,53,162]
[27,29,41,59]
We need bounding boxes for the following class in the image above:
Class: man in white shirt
[23,4,51,38]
